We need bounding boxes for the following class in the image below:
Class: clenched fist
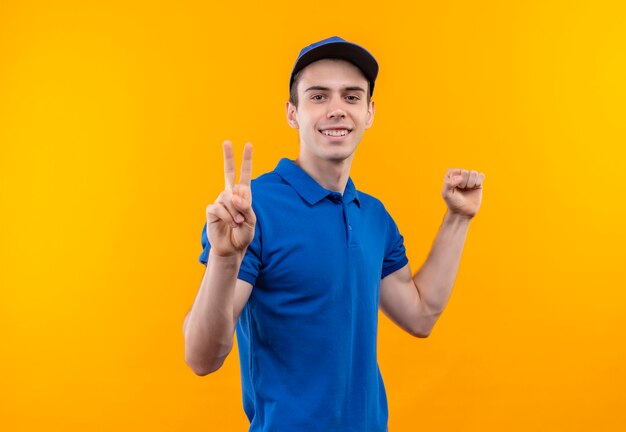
[441,168,485,219]
[205,140,256,258]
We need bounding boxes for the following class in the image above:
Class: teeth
[322,129,349,137]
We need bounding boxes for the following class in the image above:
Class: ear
[286,101,299,129]
[365,100,375,129]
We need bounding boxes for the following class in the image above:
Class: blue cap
[289,36,379,96]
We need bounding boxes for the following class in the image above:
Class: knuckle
[218,201,232,212]
[223,200,237,212]
[215,191,231,205]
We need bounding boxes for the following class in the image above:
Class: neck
[294,154,354,193]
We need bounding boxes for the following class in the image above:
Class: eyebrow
[304,85,366,93]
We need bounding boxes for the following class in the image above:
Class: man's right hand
[205,140,256,258]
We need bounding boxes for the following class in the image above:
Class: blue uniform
[199,158,408,431]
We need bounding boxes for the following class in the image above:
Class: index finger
[238,142,253,186]
[223,140,236,190]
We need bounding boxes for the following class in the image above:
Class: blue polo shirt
[199,158,408,432]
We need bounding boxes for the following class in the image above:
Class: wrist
[444,210,473,225]
[209,248,246,265]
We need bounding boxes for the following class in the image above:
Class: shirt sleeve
[198,221,262,286]
[381,210,409,279]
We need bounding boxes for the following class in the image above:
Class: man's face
[286,59,375,164]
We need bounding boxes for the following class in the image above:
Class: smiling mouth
[319,129,351,137]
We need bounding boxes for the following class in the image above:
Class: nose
[327,99,346,119]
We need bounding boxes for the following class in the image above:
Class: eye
[311,94,326,101]
[346,95,360,102]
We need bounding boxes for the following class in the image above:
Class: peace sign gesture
[205,140,256,258]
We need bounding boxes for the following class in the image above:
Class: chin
[319,148,356,162]
[301,136,359,163]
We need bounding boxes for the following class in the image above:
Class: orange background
[1,1,625,430]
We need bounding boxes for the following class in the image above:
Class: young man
[183,36,485,431]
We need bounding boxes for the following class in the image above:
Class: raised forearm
[413,211,471,316]
[184,249,242,375]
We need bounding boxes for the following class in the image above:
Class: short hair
[289,62,372,108]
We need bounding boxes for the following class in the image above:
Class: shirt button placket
[342,200,357,249]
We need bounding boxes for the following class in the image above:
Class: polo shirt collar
[274,158,360,207]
